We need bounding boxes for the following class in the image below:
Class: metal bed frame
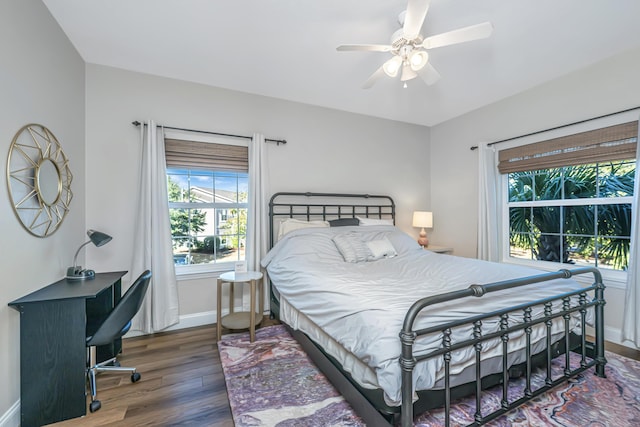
[267,192,607,427]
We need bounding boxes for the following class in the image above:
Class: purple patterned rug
[218,325,640,426]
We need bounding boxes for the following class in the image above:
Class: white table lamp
[412,211,433,247]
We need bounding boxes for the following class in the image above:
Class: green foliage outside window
[167,171,248,266]
[220,194,247,249]
[508,161,634,270]
[167,177,207,249]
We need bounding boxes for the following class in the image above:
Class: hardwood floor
[50,319,274,427]
[601,339,640,360]
[50,320,639,426]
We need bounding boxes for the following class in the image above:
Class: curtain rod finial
[132,121,141,127]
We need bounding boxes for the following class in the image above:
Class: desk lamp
[67,229,112,280]
[412,211,433,247]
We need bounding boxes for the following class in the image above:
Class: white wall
[3,5,636,423]
[0,0,85,424]
[430,46,640,343]
[84,64,431,321]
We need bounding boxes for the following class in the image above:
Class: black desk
[9,271,127,427]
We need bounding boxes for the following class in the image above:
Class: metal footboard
[399,267,606,427]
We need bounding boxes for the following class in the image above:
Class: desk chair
[86,270,152,413]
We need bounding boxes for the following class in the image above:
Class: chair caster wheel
[131,372,141,382]
[89,400,101,413]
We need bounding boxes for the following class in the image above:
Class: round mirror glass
[36,158,62,206]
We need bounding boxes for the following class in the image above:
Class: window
[501,121,637,273]
[507,161,634,270]
[165,137,248,269]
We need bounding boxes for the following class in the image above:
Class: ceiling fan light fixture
[383,56,402,77]
[409,50,429,71]
[400,62,418,81]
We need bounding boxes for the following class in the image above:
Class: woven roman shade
[164,138,248,172]
[498,121,638,174]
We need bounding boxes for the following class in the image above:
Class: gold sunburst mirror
[6,124,73,237]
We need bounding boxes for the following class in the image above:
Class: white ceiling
[43,0,640,127]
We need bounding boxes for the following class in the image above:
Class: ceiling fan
[337,0,493,89]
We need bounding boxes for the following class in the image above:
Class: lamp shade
[412,211,433,228]
[87,229,112,247]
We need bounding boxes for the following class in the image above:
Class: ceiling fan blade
[422,21,493,50]
[403,0,431,40]
[416,62,441,85]
[337,44,393,52]
[362,65,387,89]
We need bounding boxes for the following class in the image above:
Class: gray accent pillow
[329,218,360,227]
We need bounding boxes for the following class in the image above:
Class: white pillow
[333,232,372,263]
[366,238,397,260]
[387,231,421,254]
[357,216,394,226]
[277,218,329,240]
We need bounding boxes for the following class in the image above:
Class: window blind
[164,138,248,172]
[498,121,638,174]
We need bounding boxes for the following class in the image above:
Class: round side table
[216,271,264,342]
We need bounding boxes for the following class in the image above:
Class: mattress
[262,225,592,406]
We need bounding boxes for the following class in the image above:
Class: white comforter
[261,225,592,406]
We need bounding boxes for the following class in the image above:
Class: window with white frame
[165,137,248,270]
[501,121,637,272]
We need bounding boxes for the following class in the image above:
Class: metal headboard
[268,192,396,248]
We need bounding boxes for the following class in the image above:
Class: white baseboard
[124,310,218,338]
[585,325,637,349]
[165,303,268,332]
[125,306,270,338]
[605,325,639,349]
[0,400,20,427]
[164,310,217,332]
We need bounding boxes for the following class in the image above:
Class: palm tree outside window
[508,160,634,270]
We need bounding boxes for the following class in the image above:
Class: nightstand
[216,271,264,342]
[424,245,453,254]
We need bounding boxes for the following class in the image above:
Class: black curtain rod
[469,106,640,151]
[131,121,287,146]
